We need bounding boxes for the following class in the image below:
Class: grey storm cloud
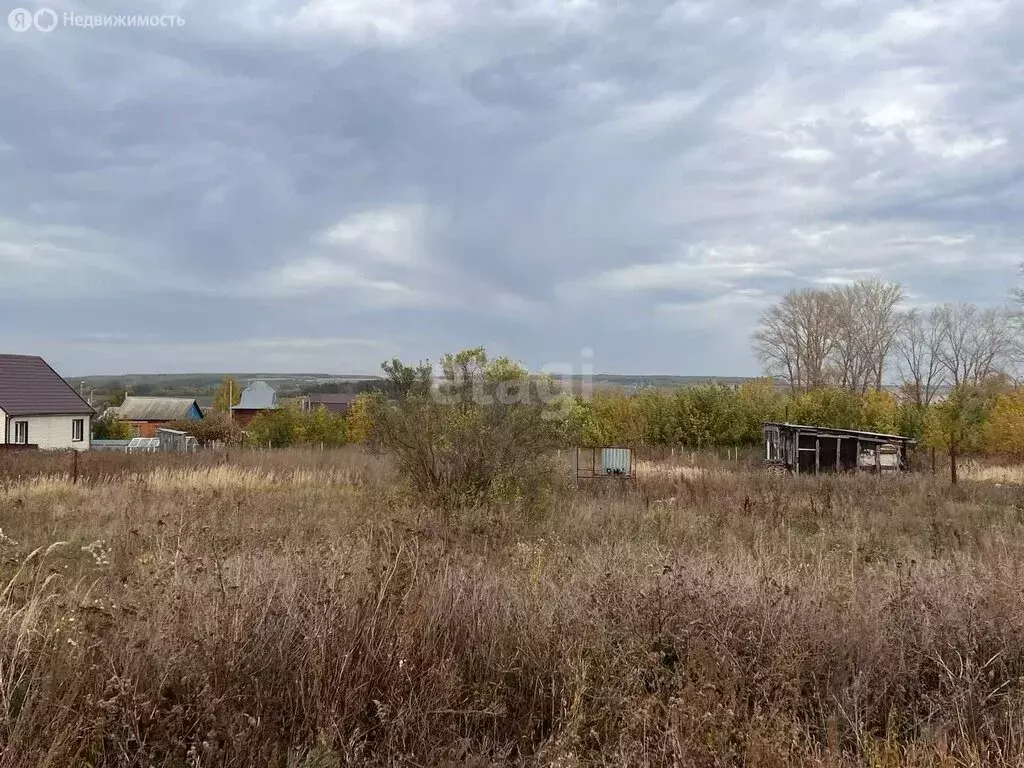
[0,0,1022,376]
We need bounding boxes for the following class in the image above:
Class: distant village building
[0,354,94,451]
[302,393,356,415]
[231,380,277,428]
[108,396,204,437]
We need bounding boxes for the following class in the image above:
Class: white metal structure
[602,448,632,476]
[126,437,160,453]
[576,446,634,480]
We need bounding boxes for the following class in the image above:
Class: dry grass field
[2,448,1024,767]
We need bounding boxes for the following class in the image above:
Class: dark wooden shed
[763,422,915,475]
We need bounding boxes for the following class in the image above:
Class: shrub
[344,393,375,444]
[246,407,304,448]
[245,406,348,448]
[369,350,562,510]
[164,414,242,446]
[91,413,134,440]
[300,406,348,448]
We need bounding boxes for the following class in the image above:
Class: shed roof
[764,422,915,443]
[0,354,94,416]
[233,380,277,410]
[111,396,203,422]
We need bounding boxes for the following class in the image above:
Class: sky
[1,0,1022,377]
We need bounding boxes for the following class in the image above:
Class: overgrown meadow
[2,448,1024,767]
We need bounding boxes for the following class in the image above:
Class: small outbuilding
[763,422,914,475]
[155,428,200,453]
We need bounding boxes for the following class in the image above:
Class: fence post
[72,449,78,485]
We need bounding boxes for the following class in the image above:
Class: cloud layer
[1,0,1021,375]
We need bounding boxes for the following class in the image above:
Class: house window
[13,421,28,444]
[72,419,84,442]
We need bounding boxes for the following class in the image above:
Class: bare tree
[751,304,801,391]
[753,280,904,393]
[752,288,838,391]
[1011,262,1024,310]
[895,307,946,407]
[830,286,872,394]
[859,280,907,391]
[933,303,1014,387]
[1005,263,1024,377]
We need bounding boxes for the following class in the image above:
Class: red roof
[0,355,94,416]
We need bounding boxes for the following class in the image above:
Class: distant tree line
[751,279,1018,396]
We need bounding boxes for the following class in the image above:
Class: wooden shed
[763,422,914,475]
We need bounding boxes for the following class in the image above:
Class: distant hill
[561,374,771,390]
[69,371,772,405]
[74,373,381,388]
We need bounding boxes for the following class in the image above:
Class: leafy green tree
[860,389,898,433]
[92,413,134,440]
[583,391,645,445]
[247,407,302,448]
[923,384,991,484]
[345,393,376,444]
[790,387,863,430]
[676,384,745,447]
[300,406,348,448]
[735,378,785,444]
[245,405,349,449]
[636,390,677,445]
[381,358,433,398]
[895,403,927,443]
[549,394,595,446]
[440,347,488,383]
[984,388,1024,459]
[484,356,529,382]
[165,415,241,446]
[104,390,127,409]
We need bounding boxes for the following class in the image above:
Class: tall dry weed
[0,449,1022,765]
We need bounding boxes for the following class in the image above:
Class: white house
[0,354,94,451]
